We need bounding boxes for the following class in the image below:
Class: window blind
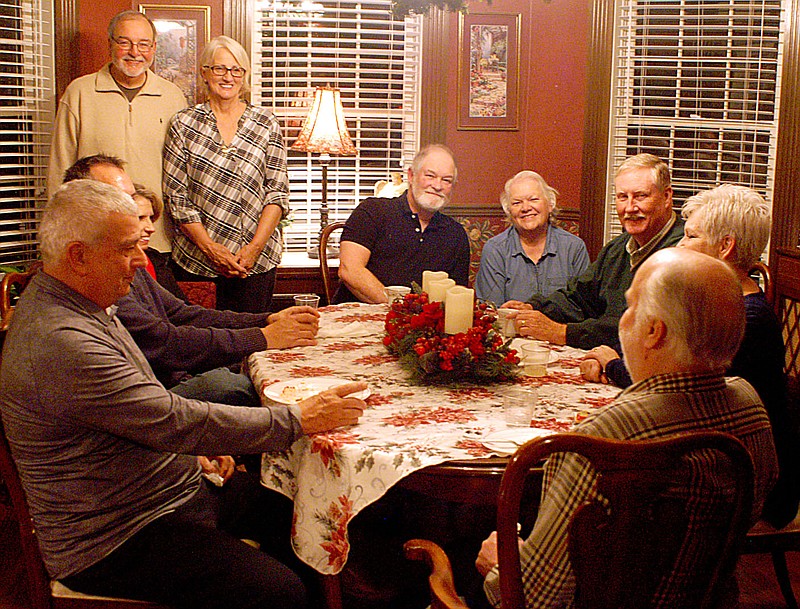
[251,0,421,253]
[606,0,783,242]
[0,0,53,266]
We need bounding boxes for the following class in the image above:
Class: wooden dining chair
[319,220,346,305]
[0,421,169,609]
[0,262,42,333]
[739,260,800,608]
[405,431,754,609]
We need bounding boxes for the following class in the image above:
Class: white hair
[40,180,137,264]
[499,170,558,219]
[681,184,771,271]
[635,250,745,370]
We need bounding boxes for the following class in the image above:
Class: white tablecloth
[248,302,619,574]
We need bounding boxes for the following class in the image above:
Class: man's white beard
[414,189,448,213]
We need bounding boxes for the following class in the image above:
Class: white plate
[263,377,370,405]
[481,428,555,455]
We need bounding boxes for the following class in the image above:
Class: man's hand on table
[580,345,621,384]
[514,310,567,345]
[299,381,367,434]
[262,305,320,349]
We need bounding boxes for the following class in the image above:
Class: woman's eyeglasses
[204,65,247,78]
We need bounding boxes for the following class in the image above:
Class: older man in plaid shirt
[477,248,778,608]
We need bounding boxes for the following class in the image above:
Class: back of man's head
[635,248,745,371]
[40,180,137,265]
[63,154,126,184]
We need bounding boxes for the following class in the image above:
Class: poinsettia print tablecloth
[248,302,619,574]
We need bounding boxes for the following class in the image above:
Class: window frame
[250,0,422,254]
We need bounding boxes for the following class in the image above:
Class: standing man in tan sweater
[48,10,186,256]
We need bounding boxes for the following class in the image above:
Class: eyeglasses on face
[204,65,247,78]
[112,36,154,53]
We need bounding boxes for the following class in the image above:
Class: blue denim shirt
[475,224,590,306]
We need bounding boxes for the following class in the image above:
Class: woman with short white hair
[475,170,589,306]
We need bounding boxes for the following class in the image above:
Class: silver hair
[200,35,251,99]
[107,10,156,41]
[40,180,138,264]
[681,184,771,272]
[499,170,559,220]
[635,249,744,370]
[616,153,671,192]
[410,144,458,184]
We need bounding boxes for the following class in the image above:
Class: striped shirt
[163,102,289,277]
[484,371,778,608]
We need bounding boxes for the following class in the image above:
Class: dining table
[247,301,619,606]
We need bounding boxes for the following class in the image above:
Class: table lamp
[291,86,357,258]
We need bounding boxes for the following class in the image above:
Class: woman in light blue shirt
[475,170,589,307]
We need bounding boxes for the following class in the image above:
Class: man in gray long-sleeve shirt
[0,180,366,609]
[63,154,319,405]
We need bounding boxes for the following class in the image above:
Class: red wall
[75,0,590,219]
[78,1,224,75]
[448,0,591,212]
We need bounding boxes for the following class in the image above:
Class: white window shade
[606,0,783,241]
[0,0,53,266]
[251,0,421,252]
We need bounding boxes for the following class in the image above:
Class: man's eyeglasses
[204,65,247,78]
[111,36,154,53]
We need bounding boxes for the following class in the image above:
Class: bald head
[619,248,745,382]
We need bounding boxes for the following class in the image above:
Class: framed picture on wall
[138,4,211,106]
[457,13,521,131]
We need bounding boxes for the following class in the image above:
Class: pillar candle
[422,270,448,295]
[428,278,456,303]
[444,286,474,334]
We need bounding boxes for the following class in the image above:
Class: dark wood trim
[223,0,253,56]
[770,0,800,255]
[54,0,79,99]
[579,0,615,259]
[421,7,449,145]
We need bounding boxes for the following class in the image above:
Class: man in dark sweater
[508,154,684,350]
[62,155,319,405]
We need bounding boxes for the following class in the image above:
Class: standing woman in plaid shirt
[163,35,289,313]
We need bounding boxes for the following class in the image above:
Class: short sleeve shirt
[334,193,470,303]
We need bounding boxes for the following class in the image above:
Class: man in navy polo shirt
[334,144,470,303]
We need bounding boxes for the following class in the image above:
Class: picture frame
[138,4,211,106]
[457,12,521,131]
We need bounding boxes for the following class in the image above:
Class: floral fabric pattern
[249,303,618,574]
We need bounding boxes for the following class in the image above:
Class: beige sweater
[48,64,187,252]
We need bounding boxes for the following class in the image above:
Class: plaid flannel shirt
[484,371,777,609]
[163,102,289,277]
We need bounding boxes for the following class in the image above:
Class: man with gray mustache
[506,153,684,349]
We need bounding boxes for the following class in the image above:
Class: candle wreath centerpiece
[383,288,520,385]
